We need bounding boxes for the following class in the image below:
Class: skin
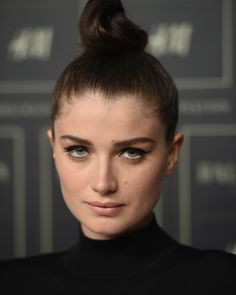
[48,91,184,240]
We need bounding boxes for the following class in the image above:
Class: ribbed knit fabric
[0,216,236,294]
[64,216,176,279]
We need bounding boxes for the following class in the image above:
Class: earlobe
[165,133,184,176]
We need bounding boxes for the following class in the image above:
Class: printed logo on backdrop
[131,0,233,90]
[0,0,78,93]
[179,125,236,251]
[197,161,236,186]
[148,22,193,58]
[7,26,54,62]
[179,99,232,116]
[0,162,10,183]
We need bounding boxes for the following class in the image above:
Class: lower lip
[86,203,124,216]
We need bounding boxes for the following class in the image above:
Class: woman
[1,0,235,293]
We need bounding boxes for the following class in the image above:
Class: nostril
[92,185,117,195]
[91,179,118,195]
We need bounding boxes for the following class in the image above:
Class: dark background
[0,0,235,260]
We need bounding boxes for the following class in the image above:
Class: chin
[83,217,131,240]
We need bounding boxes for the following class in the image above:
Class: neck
[65,215,176,278]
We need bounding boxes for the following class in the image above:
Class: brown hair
[52,0,179,143]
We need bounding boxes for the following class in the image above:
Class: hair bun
[79,0,148,54]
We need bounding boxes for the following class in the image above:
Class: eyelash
[63,146,148,163]
[119,148,148,163]
[64,145,89,161]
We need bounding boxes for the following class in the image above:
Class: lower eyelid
[123,152,143,158]
[121,150,149,161]
[66,152,88,162]
[71,150,88,156]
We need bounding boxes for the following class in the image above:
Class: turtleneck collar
[64,215,176,279]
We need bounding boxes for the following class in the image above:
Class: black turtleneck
[0,216,236,294]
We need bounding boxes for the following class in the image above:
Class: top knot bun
[79,0,148,54]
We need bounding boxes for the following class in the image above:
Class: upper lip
[86,201,125,208]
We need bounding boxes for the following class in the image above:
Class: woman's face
[48,91,183,239]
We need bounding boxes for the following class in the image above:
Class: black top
[0,216,236,294]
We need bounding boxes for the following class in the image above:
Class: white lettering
[225,242,236,255]
[179,100,231,115]
[197,162,236,186]
[7,26,54,62]
[0,102,50,118]
[0,162,10,183]
[148,22,193,57]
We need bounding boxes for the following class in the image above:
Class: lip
[85,201,125,216]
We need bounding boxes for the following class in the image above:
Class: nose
[91,158,118,195]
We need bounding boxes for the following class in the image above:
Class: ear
[47,129,55,159]
[164,133,184,176]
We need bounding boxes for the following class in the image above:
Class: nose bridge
[91,154,117,194]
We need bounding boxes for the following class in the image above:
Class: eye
[64,145,89,159]
[121,148,147,160]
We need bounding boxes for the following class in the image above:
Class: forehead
[55,92,165,139]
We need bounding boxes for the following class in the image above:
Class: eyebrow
[60,135,155,148]
[60,135,92,146]
[113,137,155,148]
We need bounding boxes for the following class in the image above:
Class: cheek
[139,172,162,197]
[56,163,75,199]
[124,164,164,201]
[54,153,85,197]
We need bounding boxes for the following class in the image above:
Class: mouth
[85,201,125,216]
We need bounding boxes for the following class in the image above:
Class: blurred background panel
[0,0,235,260]
[0,0,80,260]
